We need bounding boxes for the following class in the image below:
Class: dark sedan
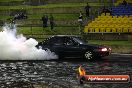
[37,35,111,60]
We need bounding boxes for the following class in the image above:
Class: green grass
[28,13,79,20]
[0,13,81,21]
[17,26,80,35]
[0,15,12,20]
[16,26,80,41]
[0,3,104,10]
[89,40,132,46]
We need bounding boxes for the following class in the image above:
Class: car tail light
[101,48,108,52]
[94,48,108,52]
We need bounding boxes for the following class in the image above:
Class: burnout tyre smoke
[0,24,58,60]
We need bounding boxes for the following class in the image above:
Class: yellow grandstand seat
[122,20,128,24]
[112,16,118,19]
[101,13,106,16]
[84,14,131,33]
[106,28,112,32]
[111,24,115,27]
[129,20,132,24]
[100,28,105,32]
[87,23,94,27]
[116,27,122,32]
[98,24,103,28]
[123,28,129,32]
[112,20,119,24]
[94,24,100,27]
[84,26,88,32]
[94,28,100,32]
[106,21,112,24]
[106,13,111,16]
[111,28,117,32]
[128,28,132,32]
[88,27,95,32]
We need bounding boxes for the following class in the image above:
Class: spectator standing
[42,15,48,29]
[102,6,111,16]
[45,15,48,26]
[122,0,127,6]
[49,14,54,30]
[85,3,90,17]
[78,11,83,34]
[78,11,83,25]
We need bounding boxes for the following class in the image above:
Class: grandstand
[0,0,131,40]
[84,13,132,33]
[84,0,132,34]
[0,0,109,36]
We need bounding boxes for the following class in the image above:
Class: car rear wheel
[84,51,94,60]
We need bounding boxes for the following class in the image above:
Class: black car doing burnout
[37,35,111,60]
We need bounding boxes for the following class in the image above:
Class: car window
[73,37,88,45]
[48,37,64,45]
[64,37,75,45]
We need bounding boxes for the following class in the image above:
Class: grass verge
[17,26,80,35]
[89,40,132,46]
[0,0,23,2]
[0,3,104,10]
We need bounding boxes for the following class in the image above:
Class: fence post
[30,25,33,37]
[98,8,100,16]
[8,9,10,16]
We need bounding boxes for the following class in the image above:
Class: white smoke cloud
[0,24,58,60]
